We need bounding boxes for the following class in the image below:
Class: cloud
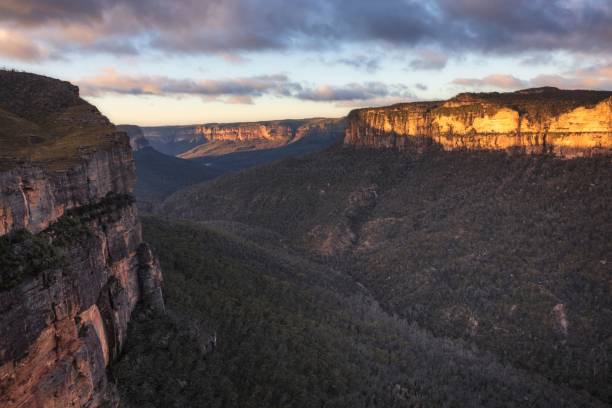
[218,53,251,65]
[573,62,612,79]
[0,0,610,61]
[296,82,413,103]
[408,50,448,70]
[453,62,612,91]
[452,74,527,89]
[78,69,418,105]
[226,95,255,104]
[435,0,612,53]
[0,29,46,61]
[78,68,301,103]
[0,0,109,25]
[519,54,556,66]
[336,55,380,73]
[530,72,612,90]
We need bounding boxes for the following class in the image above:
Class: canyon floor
[115,146,612,407]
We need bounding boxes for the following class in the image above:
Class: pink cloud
[452,74,527,89]
[77,68,298,103]
[452,62,612,92]
[0,29,45,61]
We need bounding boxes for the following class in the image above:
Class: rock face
[0,71,163,407]
[0,148,135,235]
[345,87,612,157]
[142,118,345,157]
[193,118,342,144]
[117,125,150,151]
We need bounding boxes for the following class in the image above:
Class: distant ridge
[345,87,612,157]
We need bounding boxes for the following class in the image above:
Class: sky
[0,0,611,126]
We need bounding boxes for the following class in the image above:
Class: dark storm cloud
[435,0,612,53]
[0,0,610,60]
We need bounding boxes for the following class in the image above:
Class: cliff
[117,125,150,151]
[142,118,345,157]
[345,87,612,157]
[0,70,163,407]
[179,118,345,159]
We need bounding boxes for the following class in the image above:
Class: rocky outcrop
[142,118,345,157]
[0,147,135,235]
[0,71,163,407]
[137,243,165,314]
[345,87,612,157]
[117,125,150,151]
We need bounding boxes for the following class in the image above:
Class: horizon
[1,0,611,126]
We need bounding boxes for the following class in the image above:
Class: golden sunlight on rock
[345,89,612,157]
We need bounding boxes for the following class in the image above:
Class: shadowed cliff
[0,70,163,407]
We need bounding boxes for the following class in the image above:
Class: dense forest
[155,148,612,405]
[113,216,606,407]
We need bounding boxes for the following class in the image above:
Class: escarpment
[193,118,344,145]
[0,70,163,407]
[142,118,345,158]
[345,87,612,157]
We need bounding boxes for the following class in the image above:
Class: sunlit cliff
[345,87,612,157]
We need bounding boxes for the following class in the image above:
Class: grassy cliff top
[0,70,125,171]
[349,87,612,120]
[451,87,612,119]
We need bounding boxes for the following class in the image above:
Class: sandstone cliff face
[0,147,135,235]
[182,118,345,159]
[0,71,163,407]
[142,118,345,158]
[196,122,295,143]
[345,88,612,157]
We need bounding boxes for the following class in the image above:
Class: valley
[114,216,607,407]
[2,1,611,407]
[156,147,612,405]
[119,119,345,206]
[121,87,612,406]
[1,72,610,408]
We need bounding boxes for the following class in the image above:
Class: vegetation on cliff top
[459,87,612,120]
[0,70,123,171]
[348,87,612,125]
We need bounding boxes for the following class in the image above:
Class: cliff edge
[345,87,612,157]
[0,70,163,407]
